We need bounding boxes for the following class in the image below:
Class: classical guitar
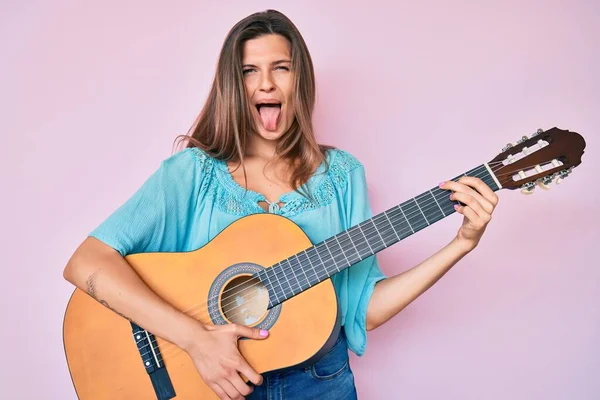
[63,127,586,399]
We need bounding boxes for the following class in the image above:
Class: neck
[246,133,280,161]
[258,163,501,308]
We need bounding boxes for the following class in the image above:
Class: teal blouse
[89,147,387,356]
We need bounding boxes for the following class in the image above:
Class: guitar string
[134,162,510,359]
[137,158,563,360]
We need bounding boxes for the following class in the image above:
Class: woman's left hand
[439,177,499,252]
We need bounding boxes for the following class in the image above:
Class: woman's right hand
[183,323,270,400]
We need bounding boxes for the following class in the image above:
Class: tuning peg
[537,176,553,190]
[517,136,528,144]
[520,182,536,195]
[533,166,551,190]
[502,143,514,152]
[555,169,572,185]
[532,128,544,137]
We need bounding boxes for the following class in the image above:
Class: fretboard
[257,164,499,308]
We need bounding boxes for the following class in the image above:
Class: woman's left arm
[365,176,500,331]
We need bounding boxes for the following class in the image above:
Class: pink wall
[2,1,599,399]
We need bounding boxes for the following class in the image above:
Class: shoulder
[158,147,218,175]
[163,147,215,166]
[324,147,365,185]
[147,147,218,195]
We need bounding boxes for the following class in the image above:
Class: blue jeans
[247,328,357,400]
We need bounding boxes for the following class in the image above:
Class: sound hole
[221,275,269,326]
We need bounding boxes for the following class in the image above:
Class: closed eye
[244,66,288,73]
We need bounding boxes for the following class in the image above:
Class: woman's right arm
[63,236,269,400]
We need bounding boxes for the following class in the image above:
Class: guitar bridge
[131,322,176,400]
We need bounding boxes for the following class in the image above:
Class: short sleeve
[339,159,387,356]
[88,148,202,256]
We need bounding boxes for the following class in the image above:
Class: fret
[279,262,296,296]
[348,225,371,260]
[261,268,274,296]
[386,207,414,240]
[264,273,280,307]
[416,191,444,224]
[333,234,352,266]
[342,231,363,264]
[346,230,362,262]
[371,214,389,248]
[316,241,335,273]
[286,258,303,291]
[295,254,319,285]
[294,253,310,291]
[413,198,430,225]
[323,235,346,271]
[383,209,401,241]
[397,204,414,233]
[292,260,308,292]
[356,224,374,253]
[362,219,386,252]
[311,247,328,280]
[302,250,319,289]
[431,187,455,215]
[269,265,284,300]
[429,189,446,217]
[367,213,395,248]
[400,201,428,232]
[296,253,311,290]
[322,240,340,274]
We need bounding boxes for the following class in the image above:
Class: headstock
[488,127,586,194]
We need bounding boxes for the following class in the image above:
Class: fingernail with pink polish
[260,329,269,337]
[439,182,445,188]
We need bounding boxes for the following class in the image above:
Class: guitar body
[63,214,340,399]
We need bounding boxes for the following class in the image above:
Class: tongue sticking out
[259,105,281,131]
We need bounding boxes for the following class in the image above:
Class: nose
[259,72,275,92]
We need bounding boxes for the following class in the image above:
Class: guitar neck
[260,163,501,308]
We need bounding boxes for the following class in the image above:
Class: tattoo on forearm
[85,271,99,300]
[85,271,135,323]
[99,300,134,323]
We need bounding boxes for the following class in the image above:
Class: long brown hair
[175,9,333,194]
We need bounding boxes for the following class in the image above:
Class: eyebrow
[242,59,292,68]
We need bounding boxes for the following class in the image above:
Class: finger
[229,372,255,397]
[441,179,494,213]
[455,204,484,227]
[451,192,490,221]
[211,382,232,400]
[457,177,499,206]
[219,379,242,400]
[237,357,263,386]
[232,324,270,340]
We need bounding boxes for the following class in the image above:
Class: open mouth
[255,102,282,112]
[255,102,282,131]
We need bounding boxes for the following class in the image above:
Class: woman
[63,9,498,400]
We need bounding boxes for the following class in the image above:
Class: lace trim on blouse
[187,147,362,218]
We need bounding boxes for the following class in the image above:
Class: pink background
[2,1,599,399]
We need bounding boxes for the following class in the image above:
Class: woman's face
[242,34,295,143]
